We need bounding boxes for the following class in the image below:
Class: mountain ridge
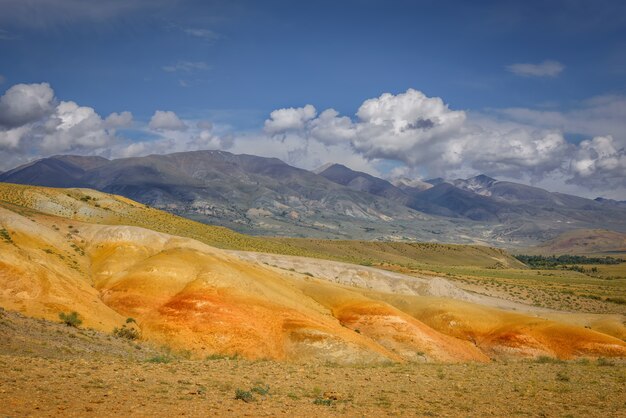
[2,150,626,247]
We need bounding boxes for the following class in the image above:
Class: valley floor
[1,310,624,417]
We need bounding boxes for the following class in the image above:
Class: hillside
[526,229,626,255]
[0,182,522,268]
[1,183,625,362]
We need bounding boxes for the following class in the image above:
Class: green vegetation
[234,389,255,403]
[146,355,172,364]
[313,397,332,406]
[0,228,12,243]
[112,324,140,340]
[58,311,82,328]
[251,384,270,395]
[515,254,622,268]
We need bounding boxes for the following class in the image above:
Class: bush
[235,389,254,403]
[59,311,82,328]
[251,384,270,395]
[313,398,332,406]
[146,355,171,364]
[113,325,140,340]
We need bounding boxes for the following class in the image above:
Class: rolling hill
[0,183,625,362]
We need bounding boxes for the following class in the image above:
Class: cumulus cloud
[149,110,187,131]
[0,125,29,149]
[261,88,626,196]
[40,101,114,152]
[264,104,317,135]
[506,60,565,77]
[162,61,210,73]
[0,82,55,128]
[104,111,133,128]
[568,135,626,188]
[0,82,122,169]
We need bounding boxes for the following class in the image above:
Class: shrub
[313,398,332,406]
[556,372,570,382]
[113,325,140,340]
[59,311,82,328]
[146,355,171,364]
[235,389,254,403]
[0,228,13,243]
[251,384,270,395]
[597,357,615,367]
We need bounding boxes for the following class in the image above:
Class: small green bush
[251,384,270,395]
[59,311,82,328]
[146,355,171,364]
[235,389,254,403]
[313,398,332,406]
[113,325,140,340]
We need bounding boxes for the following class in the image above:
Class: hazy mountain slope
[3,151,626,246]
[317,164,409,203]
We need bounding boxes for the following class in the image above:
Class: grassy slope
[0,182,522,268]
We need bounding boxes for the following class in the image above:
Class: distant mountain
[391,177,433,192]
[0,152,440,240]
[595,197,626,208]
[317,164,410,203]
[2,151,626,247]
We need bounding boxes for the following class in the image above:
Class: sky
[0,0,625,199]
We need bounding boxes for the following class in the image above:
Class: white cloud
[264,104,317,135]
[0,82,55,128]
[0,83,120,168]
[40,101,114,152]
[496,94,626,139]
[568,135,626,188]
[0,125,28,149]
[506,60,565,77]
[351,89,466,165]
[148,110,187,131]
[104,111,133,128]
[162,61,210,73]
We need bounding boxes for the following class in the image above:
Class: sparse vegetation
[515,254,622,268]
[112,324,140,340]
[0,228,12,243]
[146,355,172,364]
[234,388,254,402]
[58,311,82,328]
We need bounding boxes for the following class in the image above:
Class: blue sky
[1,0,625,198]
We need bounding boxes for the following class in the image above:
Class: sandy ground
[1,310,625,418]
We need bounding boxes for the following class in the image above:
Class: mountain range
[2,150,625,248]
